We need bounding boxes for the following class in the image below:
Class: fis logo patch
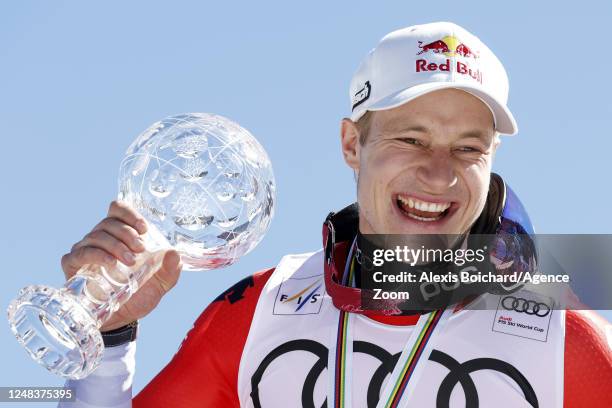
[273,275,324,315]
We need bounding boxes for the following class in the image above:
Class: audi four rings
[501,296,551,317]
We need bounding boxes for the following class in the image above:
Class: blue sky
[1,1,611,402]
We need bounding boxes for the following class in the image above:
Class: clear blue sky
[1,1,610,404]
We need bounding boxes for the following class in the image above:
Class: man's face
[341,88,499,235]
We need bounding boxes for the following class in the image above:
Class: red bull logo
[416,59,482,83]
[417,35,479,59]
[417,39,449,55]
[415,36,483,84]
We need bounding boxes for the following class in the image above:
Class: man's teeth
[406,212,442,222]
[397,196,451,213]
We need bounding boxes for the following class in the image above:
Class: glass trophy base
[7,285,104,379]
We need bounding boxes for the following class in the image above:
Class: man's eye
[398,138,421,145]
[456,146,481,153]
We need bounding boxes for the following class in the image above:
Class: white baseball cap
[349,22,518,135]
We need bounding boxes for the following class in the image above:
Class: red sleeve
[564,310,612,407]
[133,268,274,408]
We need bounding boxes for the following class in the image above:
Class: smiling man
[344,89,498,236]
[60,22,611,408]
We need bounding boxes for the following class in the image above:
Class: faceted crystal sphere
[118,113,275,270]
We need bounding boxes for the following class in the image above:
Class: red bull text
[416,59,483,83]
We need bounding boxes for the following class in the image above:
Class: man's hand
[61,200,182,332]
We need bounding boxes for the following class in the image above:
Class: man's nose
[415,151,457,193]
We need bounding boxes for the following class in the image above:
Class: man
[60,22,611,407]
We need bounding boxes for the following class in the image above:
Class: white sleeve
[58,342,136,408]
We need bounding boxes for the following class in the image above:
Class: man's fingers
[73,230,137,266]
[107,200,147,235]
[92,218,145,253]
[153,250,182,294]
[61,247,116,279]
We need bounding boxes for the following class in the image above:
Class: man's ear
[340,118,361,171]
[491,133,502,160]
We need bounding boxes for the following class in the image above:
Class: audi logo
[501,296,550,317]
[250,341,539,408]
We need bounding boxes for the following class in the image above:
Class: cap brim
[354,82,518,135]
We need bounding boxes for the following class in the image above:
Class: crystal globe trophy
[7,113,275,379]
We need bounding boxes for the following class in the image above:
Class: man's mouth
[395,194,452,222]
